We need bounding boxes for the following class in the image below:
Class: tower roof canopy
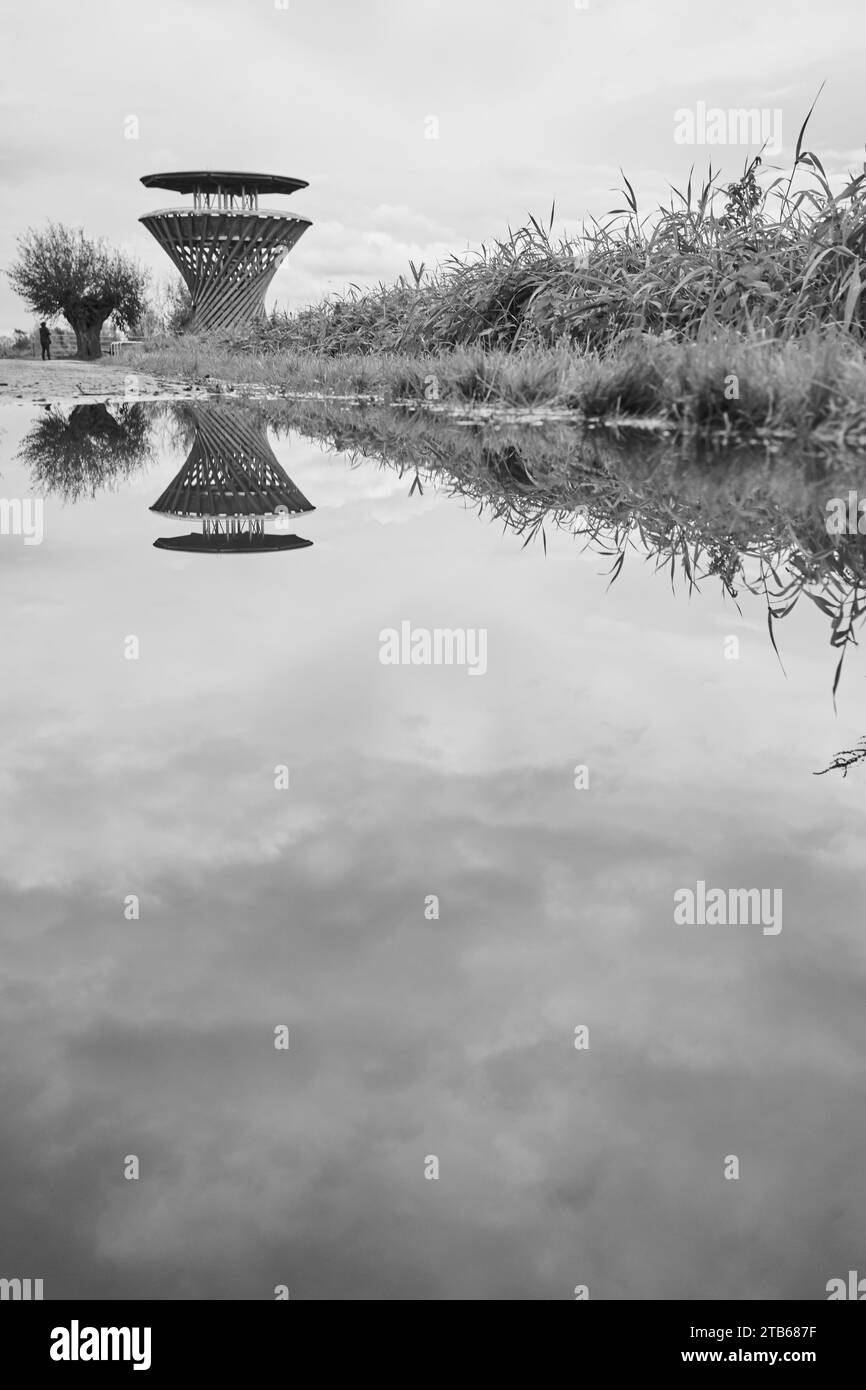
[154,532,313,554]
[140,171,308,196]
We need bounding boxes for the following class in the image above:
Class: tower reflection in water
[151,403,314,553]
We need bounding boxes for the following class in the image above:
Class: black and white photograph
[1,0,865,1356]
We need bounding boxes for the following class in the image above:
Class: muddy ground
[0,357,197,404]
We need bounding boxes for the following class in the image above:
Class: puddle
[1,397,864,1299]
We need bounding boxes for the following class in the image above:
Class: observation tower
[139,171,311,333]
[151,403,314,553]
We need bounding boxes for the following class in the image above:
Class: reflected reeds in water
[814,736,866,777]
[255,398,866,697]
[18,391,866,692]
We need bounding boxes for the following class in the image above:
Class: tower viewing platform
[139,171,311,333]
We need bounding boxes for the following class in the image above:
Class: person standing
[39,321,51,361]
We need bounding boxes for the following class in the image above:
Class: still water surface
[1,398,864,1299]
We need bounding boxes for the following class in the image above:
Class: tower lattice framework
[151,403,315,518]
[140,171,312,333]
[150,402,315,553]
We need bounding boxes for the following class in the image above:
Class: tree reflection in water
[17,401,153,502]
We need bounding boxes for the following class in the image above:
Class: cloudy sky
[2,0,865,332]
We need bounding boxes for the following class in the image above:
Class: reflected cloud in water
[3,395,866,1299]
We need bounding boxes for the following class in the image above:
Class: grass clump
[127,107,866,437]
[129,329,866,442]
[229,110,866,355]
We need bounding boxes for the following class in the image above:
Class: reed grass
[220,124,866,354]
[128,120,866,436]
[129,331,866,441]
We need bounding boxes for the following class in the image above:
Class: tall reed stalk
[233,117,866,356]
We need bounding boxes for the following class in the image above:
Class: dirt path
[0,357,196,404]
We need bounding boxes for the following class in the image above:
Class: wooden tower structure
[151,403,314,554]
[139,171,311,332]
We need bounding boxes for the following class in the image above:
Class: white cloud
[1,0,864,330]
